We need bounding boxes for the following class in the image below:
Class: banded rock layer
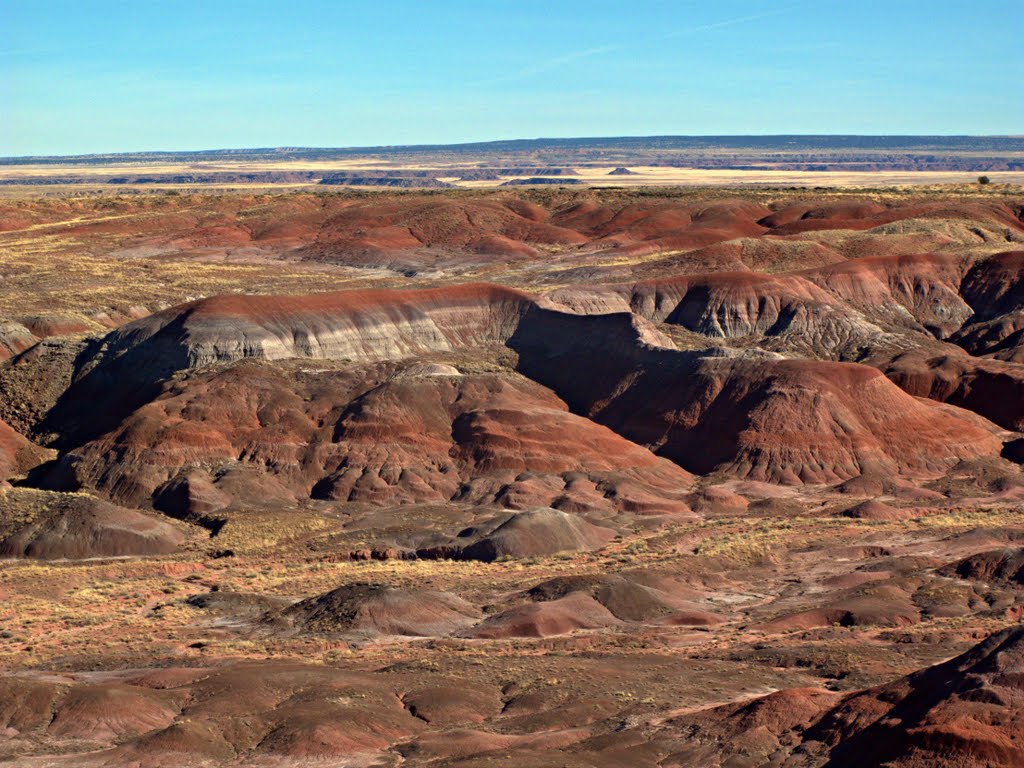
[38,282,1007,508]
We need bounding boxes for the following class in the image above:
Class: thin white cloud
[471,44,624,86]
[472,7,791,86]
[514,44,624,78]
[662,9,790,38]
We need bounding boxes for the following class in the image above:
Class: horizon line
[4,133,1024,162]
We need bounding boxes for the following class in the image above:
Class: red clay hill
[662,625,1024,767]
[33,281,1007,519]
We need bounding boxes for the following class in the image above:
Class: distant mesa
[608,166,637,175]
[318,170,453,188]
[455,169,502,181]
[455,167,578,181]
[500,177,582,186]
[7,136,1024,178]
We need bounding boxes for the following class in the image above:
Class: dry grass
[0,235,391,317]
[0,495,1020,677]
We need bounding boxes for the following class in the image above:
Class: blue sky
[1,0,1021,156]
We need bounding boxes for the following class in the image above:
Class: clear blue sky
[1,0,1021,156]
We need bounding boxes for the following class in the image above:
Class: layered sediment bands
[39,276,1007,499]
[298,197,589,263]
[804,253,974,335]
[0,321,38,361]
[510,309,1003,483]
[546,248,1024,436]
[46,361,693,515]
[6,195,1023,268]
[0,313,110,364]
[43,283,534,446]
[627,272,841,331]
[48,281,1008,493]
[627,252,990,347]
[544,254,981,362]
[0,664,432,764]
[567,250,1016,348]
[621,272,888,358]
[550,198,773,255]
[3,189,1024,767]
[759,199,1024,236]
[104,282,533,368]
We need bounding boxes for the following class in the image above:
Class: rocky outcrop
[0,320,38,361]
[103,282,532,370]
[806,252,975,336]
[622,271,887,358]
[42,283,535,446]
[665,625,1024,767]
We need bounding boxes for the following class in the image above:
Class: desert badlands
[0,182,1021,766]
